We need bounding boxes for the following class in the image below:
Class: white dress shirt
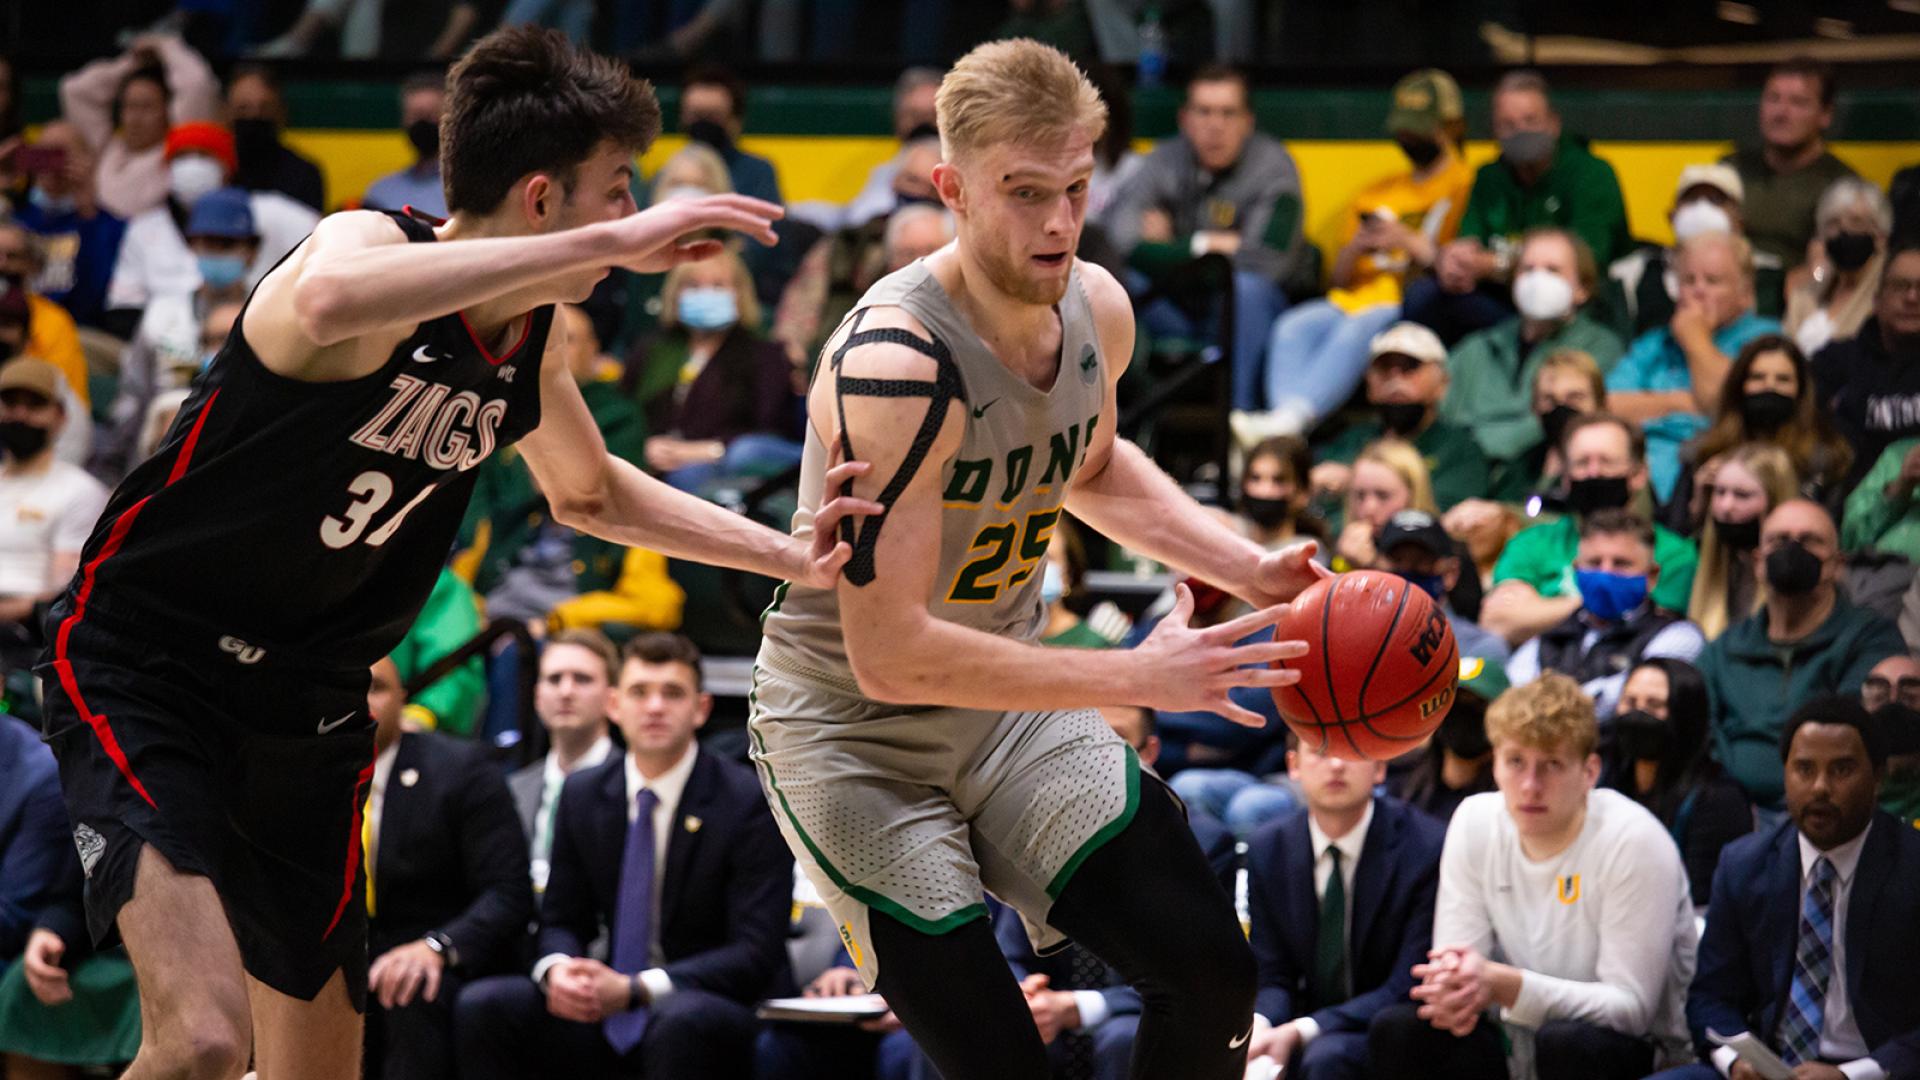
[530,734,615,888]
[1710,824,1882,1080]
[364,740,401,889]
[532,743,699,1006]
[1249,801,1376,1049]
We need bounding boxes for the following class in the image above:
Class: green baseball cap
[1386,69,1464,137]
[1456,654,1511,703]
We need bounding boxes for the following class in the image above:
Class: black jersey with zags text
[50,210,552,669]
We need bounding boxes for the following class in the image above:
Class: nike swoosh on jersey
[972,398,1000,419]
[1229,1026,1252,1049]
[413,345,447,364]
[316,712,357,734]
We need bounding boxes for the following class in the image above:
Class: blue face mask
[1392,569,1447,602]
[27,187,75,216]
[1574,568,1649,622]
[196,254,249,290]
[1040,561,1066,605]
[677,286,738,331]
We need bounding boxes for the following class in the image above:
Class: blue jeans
[1263,300,1402,421]
[664,433,806,493]
[1136,269,1289,411]
[1400,276,1514,346]
[1167,768,1300,841]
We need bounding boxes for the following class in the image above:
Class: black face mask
[1612,709,1673,763]
[1395,134,1442,169]
[893,190,941,208]
[1436,707,1491,760]
[0,419,49,460]
[1241,494,1293,530]
[1765,539,1824,596]
[1740,389,1796,433]
[232,117,279,175]
[1377,401,1429,436]
[406,118,439,160]
[1876,703,1920,757]
[686,117,733,156]
[1538,403,1579,450]
[1713,516,1762,551]
[1566,474,1632,516]
[1825,231,1876,272]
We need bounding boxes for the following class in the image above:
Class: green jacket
[1439,314,1625,465]
[391,568,485,737]
[1697,597,1906,807]
[1842,436,1920,559]
[1459,136,1633,269]
[1317,416,1490,512]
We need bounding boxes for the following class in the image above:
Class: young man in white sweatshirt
[1366,672,1700,1080]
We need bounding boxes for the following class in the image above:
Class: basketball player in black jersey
[36,28,880,1079]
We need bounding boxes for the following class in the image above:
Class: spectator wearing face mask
[1506,510,1705,720]
[1038,517,1130,649]
[8,122,126,332]
[1230,436,1329,554]
[1308,322,1488,513]
[0,359,107,664]
[1784,177,1893,359]
[1602,658,1751,908]
[363,73,449,218]
[1812,242,1920,489]
[105,121,318,323]
[1376,510,1509,665]
[224,64,324,213]
[1665,335,1851,540]
[57,33,219,222]
[678,65,780,207]
[1332,440,1482,622]
[1608,165,1766,339]
[1440,227,1625,471]
[1608,231,1779,503]
[0,281,91,470]
[1253,70,1473,435]
[1390,658,1504,824]
[1859,652,1920,827]
[623,249,801,493]
[840,68,942,231]
[1686,443,1800,643]
[1487,347,1608,506]
[1405,70,1630,345]
[1697,499,1906,809]
[0,221,90,414]
[1721,58,1857,275]
[1482,413,1698,647]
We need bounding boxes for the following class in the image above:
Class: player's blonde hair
[1485,673,1597,759]
[935,38,1107,164]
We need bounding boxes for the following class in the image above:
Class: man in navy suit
[1650,696,1920,1080]
[1242,730,1446,1079]
[1,712,71,967]
[455,633,794,1080]
[359,657,533,1080]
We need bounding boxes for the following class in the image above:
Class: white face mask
[1671,199,1734,244]
[169,155,226,205]
[657,184,712,203]
[1512,268,1575,321]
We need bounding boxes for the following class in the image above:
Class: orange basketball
[1271,570,1459,761]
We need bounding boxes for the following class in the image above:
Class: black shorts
[38,610,377,1011]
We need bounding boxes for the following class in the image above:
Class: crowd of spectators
[1,24,1919,1080]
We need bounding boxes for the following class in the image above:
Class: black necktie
[1311,846,1348,1010]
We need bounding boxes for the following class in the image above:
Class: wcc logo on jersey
[350,373,507,472]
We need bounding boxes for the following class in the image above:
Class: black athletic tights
[868,778,1257,1080]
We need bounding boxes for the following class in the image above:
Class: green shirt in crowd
[1491,512,1698,613]
[1439,313,1626,465]
[1842,435,1920,560]
[1458,136,1633,270]
[1317,415,1491,512]
[1722,146,1857,271]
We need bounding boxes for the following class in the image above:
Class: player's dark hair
[1779,695,1886,769]
[683,63,747,119]
[1770,56,1837,109]
[442,26,662,216]
[622,631,704,690]
[1577,508,1655,550]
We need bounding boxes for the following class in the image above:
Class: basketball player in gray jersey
[751,40,1326,1079]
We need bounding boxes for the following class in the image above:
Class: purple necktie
[604,787,659,1054]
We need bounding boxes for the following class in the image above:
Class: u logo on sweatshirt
[1556,874,1582,904]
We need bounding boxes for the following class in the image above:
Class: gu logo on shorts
[219,635,266,664]
[73,823,106,878]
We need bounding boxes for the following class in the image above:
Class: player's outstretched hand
[612,194,784,274]
[1246,539,1333,608]
[1132,583,1309,727]
[797,460,887,590]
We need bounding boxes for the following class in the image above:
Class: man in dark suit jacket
[455,633,793,1080]
[506,628,620,894]
[1650,697,1920,1080]
[1243,731,1446,1080]
[360,658,533,1080]
[0,712,70,966]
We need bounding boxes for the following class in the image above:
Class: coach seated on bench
[360,657,532,1080]
[456,633,793,1080]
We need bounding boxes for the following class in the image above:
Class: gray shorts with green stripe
[747,659,1139,987]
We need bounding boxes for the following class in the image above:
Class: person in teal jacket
[1696,499,1906,807]
[390,567,486,737]
[1842,435,1920,559]
[1606,232,1779,502]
